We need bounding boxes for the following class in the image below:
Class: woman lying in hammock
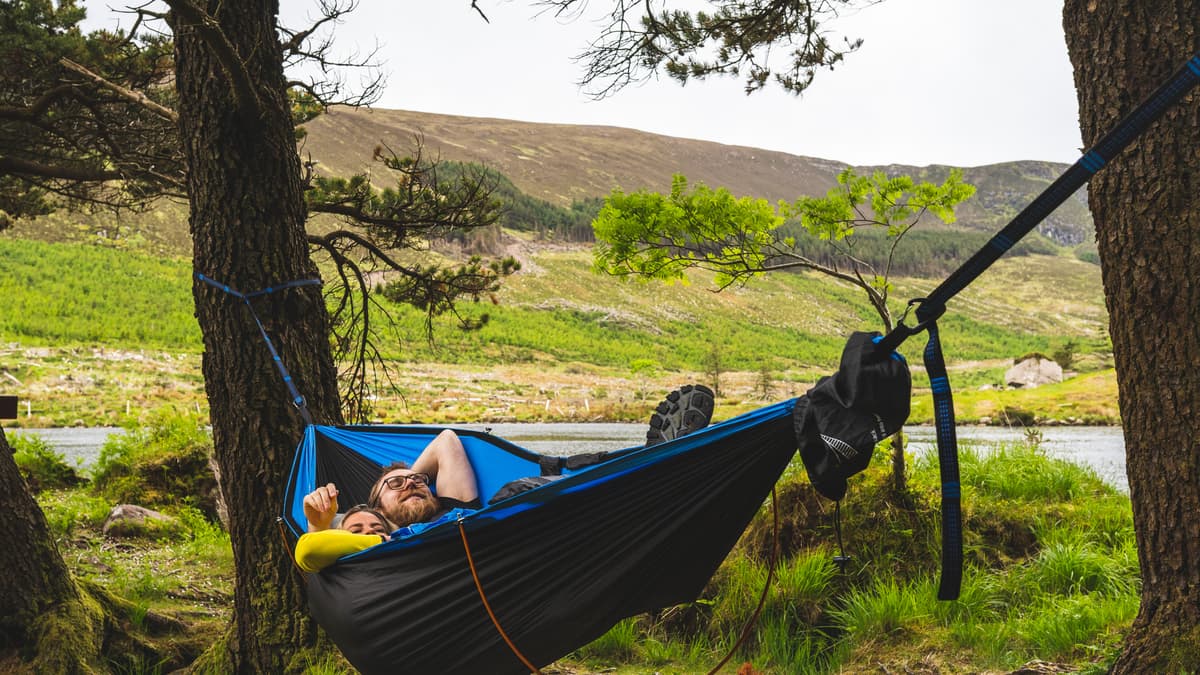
[294,504,392,573]
[296,384,716,572]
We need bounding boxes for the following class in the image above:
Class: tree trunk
[170,2,343,670]
[0,425,103,672]
[1062,2,1200,670]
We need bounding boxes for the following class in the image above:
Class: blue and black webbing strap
[195,273,322,425]
[872,51,1200,601]
[920,50,1200,315]
[923,321,962,600]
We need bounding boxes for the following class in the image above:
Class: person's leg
[646,384,716,446]
[410,429,479,503]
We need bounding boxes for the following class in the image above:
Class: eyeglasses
[382,473,430,490]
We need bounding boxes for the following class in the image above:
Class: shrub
[92,408,221,521]
[10,432,86,493]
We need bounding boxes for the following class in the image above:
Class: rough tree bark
[168,1,343,670]
[1062,1,1200,670]
[0,425,104,673]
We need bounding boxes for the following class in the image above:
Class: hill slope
[10,107,1094,253]
[303,107,1094,243]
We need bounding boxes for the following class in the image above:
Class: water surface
[11,422,1127,491]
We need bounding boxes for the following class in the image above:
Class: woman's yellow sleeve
[295,530,385,573]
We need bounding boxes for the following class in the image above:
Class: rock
[102,504,185,540]
[1008,660,1076,674]
[1005,356,1064,388]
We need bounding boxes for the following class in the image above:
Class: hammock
[282,400,799,675]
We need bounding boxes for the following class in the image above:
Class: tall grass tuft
[1016,539,1135,598]
[708,555,770,632]
[928,569,1003,626]
[573,617,641,663]
[1013,593,1139,659]
[830,577,925,640]
[772,551,837,608]
[952,440,1101,501]
[751,615,845,674]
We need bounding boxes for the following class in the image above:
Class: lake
[8,422,1129,492]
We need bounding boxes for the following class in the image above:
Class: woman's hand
[303,483,339,532]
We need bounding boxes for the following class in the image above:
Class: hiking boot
[645,384,716,446]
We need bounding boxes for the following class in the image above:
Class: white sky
[83,0,1083,167]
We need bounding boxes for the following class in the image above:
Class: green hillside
[0,238,198,347]
[0,235,1112,427]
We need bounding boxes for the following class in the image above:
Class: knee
[433,429,463,450]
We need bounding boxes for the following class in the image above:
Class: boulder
[1005,356,1063,388]
[102,504,184,540]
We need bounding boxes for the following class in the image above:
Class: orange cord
[456,486,779,675]
[458,520,543,675]
[706,486,779,675]
[276,517,307,583]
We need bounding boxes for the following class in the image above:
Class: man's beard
[384,492,441,527]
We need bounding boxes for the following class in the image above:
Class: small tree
[1052,339,1080,371]
[593,169,976,493]
[703,342,725,397]
[755,362,775,401]
[630,358,658,401]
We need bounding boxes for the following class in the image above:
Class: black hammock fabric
[283,399,799,675]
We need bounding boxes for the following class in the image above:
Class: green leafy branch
[593,168,975,331]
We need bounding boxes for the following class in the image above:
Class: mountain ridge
[303,106,1094,245]
[8,107,1095,254]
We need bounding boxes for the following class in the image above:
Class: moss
[7,575,204,674]
[24,582,104,674]
[1166,623,1200,672]
[183,630,235,675]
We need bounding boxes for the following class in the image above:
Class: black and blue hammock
[227,48,1198,675]
[280,402,798,674]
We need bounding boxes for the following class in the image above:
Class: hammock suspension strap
[195,273,322,425]
[924,322,962,600]
[870,50,1200,601]
[457,518,543,675]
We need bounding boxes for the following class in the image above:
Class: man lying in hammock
[296,385,715,572]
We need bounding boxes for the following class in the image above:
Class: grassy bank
[17,413,1135,674]
[564,436,1136,674]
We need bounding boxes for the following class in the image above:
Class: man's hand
[303,483,339,532]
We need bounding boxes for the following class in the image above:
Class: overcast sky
[83,1,1083,168]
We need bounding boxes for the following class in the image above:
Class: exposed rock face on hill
[304,107,1094,245]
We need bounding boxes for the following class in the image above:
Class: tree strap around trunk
[195,273,322,425]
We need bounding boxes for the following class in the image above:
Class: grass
[0,238,199,348]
